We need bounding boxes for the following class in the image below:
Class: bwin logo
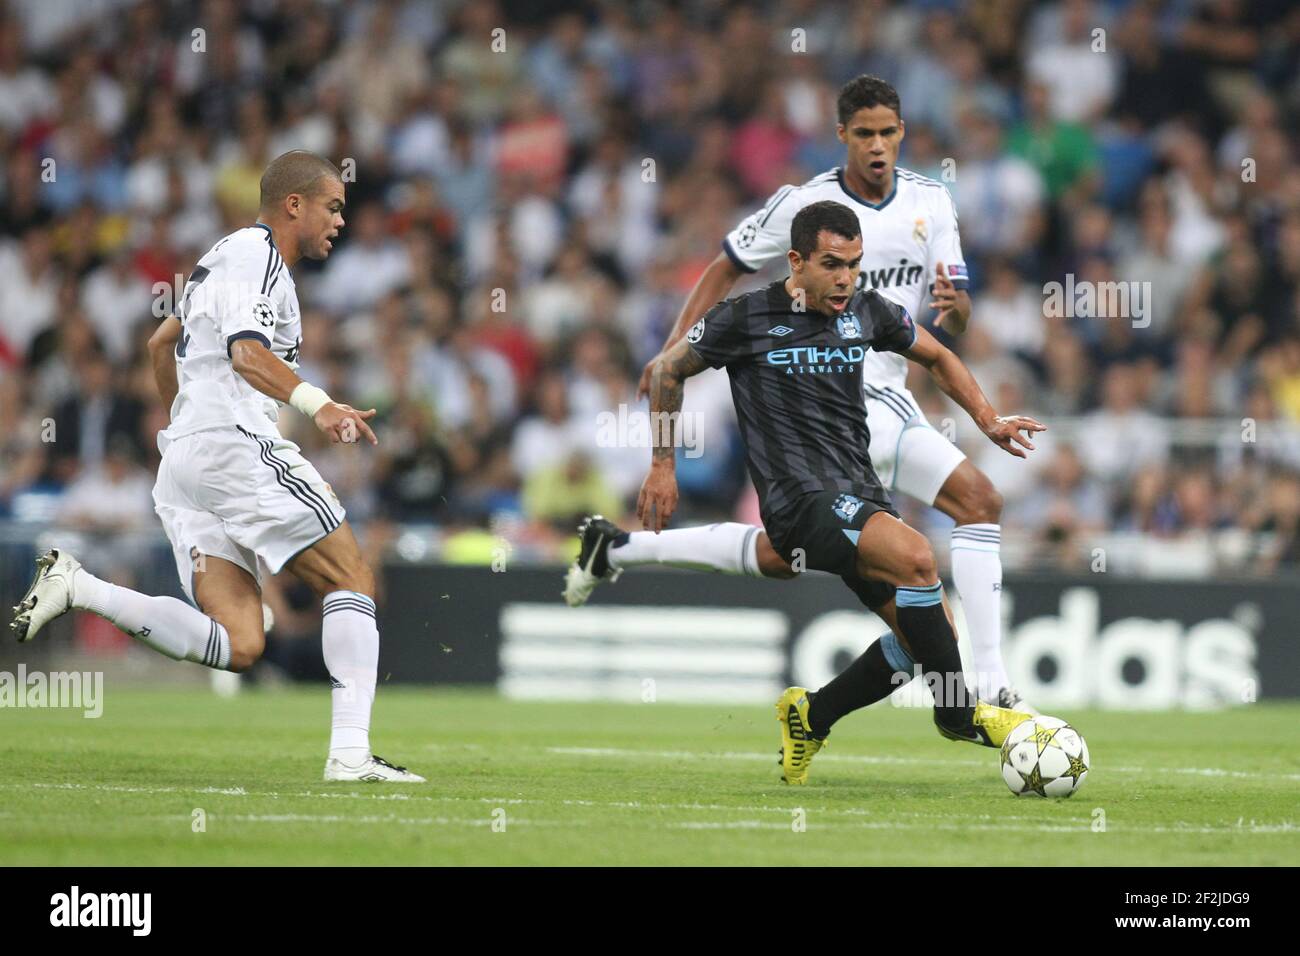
[855,259,925,291]
[833,494,863,521]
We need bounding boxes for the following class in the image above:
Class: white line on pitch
[544,746,1300,781]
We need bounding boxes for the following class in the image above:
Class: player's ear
[835,123,847,145]
[787,249,802,273]
[897,118,905,144]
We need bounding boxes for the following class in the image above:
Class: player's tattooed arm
[636,338,708,532]
[647,338,708,463]
[903,323,1046,459]
[147,315,182,412]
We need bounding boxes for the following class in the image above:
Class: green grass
[1,688,1297,865]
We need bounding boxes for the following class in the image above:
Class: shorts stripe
[881,387,921,417]
[237,427,339,534]
[257,437,338,533]
[864,385,913,421]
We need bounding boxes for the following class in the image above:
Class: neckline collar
[836,167,897,210]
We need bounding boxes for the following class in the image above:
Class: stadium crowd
[1,0,1299,576]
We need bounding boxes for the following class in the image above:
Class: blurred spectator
[0,0,1295,573]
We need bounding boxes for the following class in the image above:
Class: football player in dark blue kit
[636,200,1046,784]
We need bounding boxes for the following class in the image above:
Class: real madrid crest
[913,218,928,242]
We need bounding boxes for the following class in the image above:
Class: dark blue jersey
[688,280,915,518]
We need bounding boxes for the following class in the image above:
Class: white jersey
[164,223,303,443]
[724,166,967,392]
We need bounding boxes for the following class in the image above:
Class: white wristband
[289,382,332,418]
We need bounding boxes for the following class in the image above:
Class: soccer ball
[999,716,1089,797]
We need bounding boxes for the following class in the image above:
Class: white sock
[322,591,378,765]
[73,569,231,669]
[607,523,763,576]
[950,524,1009,699]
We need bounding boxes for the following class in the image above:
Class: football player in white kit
[11,150,424,781]
[568,76,1029,710]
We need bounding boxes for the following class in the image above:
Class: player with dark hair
[11,150,424,782]
[627,200,1043,784]
[569,74,1031,712]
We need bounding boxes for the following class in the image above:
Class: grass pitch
[1,687,1296,866]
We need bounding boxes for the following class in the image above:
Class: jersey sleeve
[722,183,799,273]
[863,291,917,355]
[929,186,969,292]
[684,299,745,369]
[215,236,282,357]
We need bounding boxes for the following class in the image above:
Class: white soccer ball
[999,716,1089,797]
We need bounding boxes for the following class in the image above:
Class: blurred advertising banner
[380,566,1295,709]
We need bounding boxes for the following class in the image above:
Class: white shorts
[153,426,345,601]
[865,386,967,507]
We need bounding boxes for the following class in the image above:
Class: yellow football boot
[935,699,1034,748]
[775,687,826,784]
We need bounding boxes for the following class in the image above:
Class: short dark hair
[836,74,901,126]
[790,200,861,259]
[259,150,342,211]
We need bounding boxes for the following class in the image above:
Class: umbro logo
[768,325,793,337]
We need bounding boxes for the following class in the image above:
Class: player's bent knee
[226,628,265,673]
[756,534,797,579]
[898,544,938,587]
[956,472,1002,525]
[971,481,1003,524]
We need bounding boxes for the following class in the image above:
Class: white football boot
[323,754,426,783]
[562,515,623,607]
[10,549,81,643]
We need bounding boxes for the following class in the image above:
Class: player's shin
[74,569,232,669]
[321,591,379,766]
[608,522,763,576]
[894,584,975,730]
[806,632,913,737]
[950,524,1009,698]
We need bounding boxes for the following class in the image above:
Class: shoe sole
[9,550,59,643]
[935,724,986,745]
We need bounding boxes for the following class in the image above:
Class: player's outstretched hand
[635,353,662,401]
[636,466,678,533]
[982,414,1046,459]
[928,262,956,312]
[314,402,378,446]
